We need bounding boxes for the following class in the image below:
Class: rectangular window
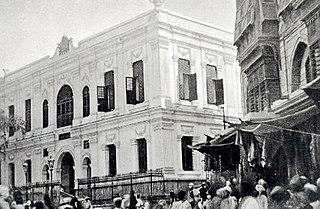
[83,140,90,149]
[206,65,218,104]
[178,59,198,101]
[25,99,31,132]
[213,79,224,106]
[97,71,115,112]
[105,71,115,111]
[126,61,145,105]
[26,159,31,183]
[8,105,14,137]
[58,132,71,140]
[247,81,267,113]
[137,138,147,173]
[8,163,15,188]
[108,144,117,176]
[181,136,193,171]
[43,148,48,157]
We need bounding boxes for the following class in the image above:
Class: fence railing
[14,180,61,202]
[77,169,165,205]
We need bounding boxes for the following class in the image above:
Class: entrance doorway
[60,152,75,195]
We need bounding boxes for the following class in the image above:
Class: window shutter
[260,82,266,111]
[214,79,224,106]
[108,144,117,176]
[206,65,217,104]
[133,61,144,103]
[106,85,115,110]
[137,139,147,173]
[188,73,198,101]
[178,59,191,100]
[181,137,193,171]
[183,73,190,100]
[126,77,136,104]
[97,86,107,112]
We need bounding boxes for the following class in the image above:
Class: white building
[0,7,241,195]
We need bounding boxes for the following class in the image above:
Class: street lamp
[22,161,28,200]
[48,156,55,198]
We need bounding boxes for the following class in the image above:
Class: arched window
[291,42,308,92]
[82,86,90,117]
[82,157,91,179]
[57,85,73,128]
[43,100,49,128]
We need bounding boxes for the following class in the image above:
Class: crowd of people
[113,175,320,209]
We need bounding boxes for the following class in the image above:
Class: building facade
[235,0,320,184]
[0,8,241,193]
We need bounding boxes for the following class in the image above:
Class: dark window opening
[98,71,115,112]
[83,140,90,149]
[108,144,117,176]
[26,159,31,183]
[25,99,31,132]
[43,148,48,157]
[8,163,15,188]
[59,132,71,140]
[137,138,147,173]
[8,105,14,137]
[43,100,49,128]
[126,61,144,104]
[181,136,193,171]
[83,86,90,117]
[57,85,73,128]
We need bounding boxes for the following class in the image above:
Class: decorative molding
[205,53,217,65]
[135,125,146,137]
[8,155,14,161]
[33,83,41,94]
[177,135,182,141]
[159,39,169,50]
[223,55,235,65]
[25,87,31,98]
[81,74,90,83]
[172,55,179,62]
[177,46,190,57]
[145,135,152,142]
[104,58,114,69]
[56,73,71,86]
[181,125,194,135]
[34,147,42,155]
[90,137,98,144]
[153,121,175,131]
[114,141,120,148]
[25,152,31,158]
[106,134,116,144]
[132,47,143,60]
[47,146,55,152]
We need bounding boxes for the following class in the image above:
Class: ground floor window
[181,136,193,171]
[137,138,147,173]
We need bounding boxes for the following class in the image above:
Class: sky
[0,0,236,73]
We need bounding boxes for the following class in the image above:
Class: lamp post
[22,161,28,200]
[48,156,55,198]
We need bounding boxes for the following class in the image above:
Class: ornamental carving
[178,46,190,57]
[132,47,143,60]
[135,125,146,137]
[205,53,217,65]
[181,125,194,135]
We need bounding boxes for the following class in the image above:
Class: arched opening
[82,157,91,179]
[43,100,49,128]
[60,152,75,195]
[57,85,73,128]
[82,86,90,117]
[271,146,288,186]
[291,42,308,92]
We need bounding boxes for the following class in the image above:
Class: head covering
[224,186,232,193]
[304,183,318,193]
[255,184,265,192]
[288,175,303,192]
[177,190,186,201]
[258,179,266,186]
[270,186,290,203]
[189,183,194,187]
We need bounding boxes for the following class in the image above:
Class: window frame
[82,86,90,117]
[43,100,49,128]
[57,85,74,128]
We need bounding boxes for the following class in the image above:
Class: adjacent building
[234,0,320,184]
[0,7,241,195]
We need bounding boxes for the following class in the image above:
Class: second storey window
[82,86,90,117]
[57,85,73,128]
[178,59,197,101]
[43,100,49,128]
[206,65,224,105]
[25,99,31,132]
[247,81,266,113]
[97,71,115,112]
[8,105,14,137]
[126,60,144,104]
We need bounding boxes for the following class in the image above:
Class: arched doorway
[60,152,75,195]
[42,165,49,181]
[82,157,91,179]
